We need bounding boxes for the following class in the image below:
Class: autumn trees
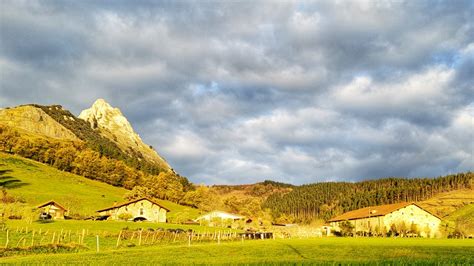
[0,124,185,201]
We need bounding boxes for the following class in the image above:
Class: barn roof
[96,197,170,212]
[327,202,441,222]
[36,200,68,211]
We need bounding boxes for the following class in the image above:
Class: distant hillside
[418,188,474,218]
[263,173,473,223]
[0,153,199,221]
[443,204,474,236]
[212,180,294,197]
[418,189,474,236]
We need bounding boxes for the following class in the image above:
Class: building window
[140,208,144,215]
[141,202,144,206]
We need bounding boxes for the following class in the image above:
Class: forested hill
[263,172,473,223]
[0,103,192,204]
[31,103,169,175]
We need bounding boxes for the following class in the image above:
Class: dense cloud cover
[1,1,473,184]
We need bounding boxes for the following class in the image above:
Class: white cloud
[1,0,472,184]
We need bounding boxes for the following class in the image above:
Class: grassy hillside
[418,188,474,218]
[418,189,474,236]
[0,153,199,220]
[444,204,474,235]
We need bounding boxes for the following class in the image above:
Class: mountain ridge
[0,101,172,176]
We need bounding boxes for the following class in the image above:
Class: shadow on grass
[0,168,30,189]
[282,243,309,260]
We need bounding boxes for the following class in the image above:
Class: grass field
[0,219,242,256]
[0,153,200,220]
[1,237,473,265]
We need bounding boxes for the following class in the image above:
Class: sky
[0,1,473,185]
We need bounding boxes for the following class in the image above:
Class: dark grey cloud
[1,0,473,184]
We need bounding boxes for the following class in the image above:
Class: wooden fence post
[96,235,99,252]
[144,231,149,244]
[81,229,85,245]
[138,230,142,246]
[31,230,35,246]
[4,230,9,248]
[116,230,122,248]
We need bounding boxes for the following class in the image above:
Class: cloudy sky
[0,1,473,185]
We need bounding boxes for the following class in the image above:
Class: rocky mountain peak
[79,99,170,169]
[79,99,133,133]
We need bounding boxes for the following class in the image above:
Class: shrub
[118,213,133,221]
[339,220,355,236]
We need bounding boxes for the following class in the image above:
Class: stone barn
[328,202,441,237]
[37,200,68,220]
[96,197,169,222]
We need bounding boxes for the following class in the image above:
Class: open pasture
[2,237,473,265]
[0,153,201,221]
[0,219,242,257]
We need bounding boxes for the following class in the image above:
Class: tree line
[263,173,473,223]
[0,124,189,203]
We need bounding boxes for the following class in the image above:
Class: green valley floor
[2,237,473,265]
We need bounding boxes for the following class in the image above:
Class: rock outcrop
[0,105,80,141]
[79,99,170,169]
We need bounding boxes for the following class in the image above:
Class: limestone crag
[0,105,80,141]
[79,99,170,169]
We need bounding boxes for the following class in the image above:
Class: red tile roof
[96,197,170,212]
[327,202,441,222]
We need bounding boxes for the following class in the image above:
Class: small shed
[195,211,245,222]
[36,200,68,220]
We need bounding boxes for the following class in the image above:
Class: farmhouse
[96,197,169,222]
[195,211,245,222]
[328,202,441,237]
[36,200,68,220]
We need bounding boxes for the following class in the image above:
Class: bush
[118,213,133,221]
[339,220,355,236]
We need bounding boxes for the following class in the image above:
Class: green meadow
[1,237,473,265]
[0,153,201,221]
